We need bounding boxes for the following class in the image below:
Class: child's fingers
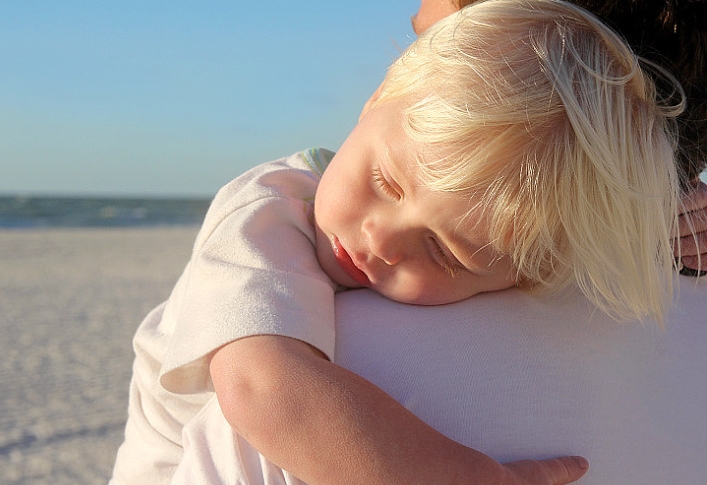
[503,455,589,485]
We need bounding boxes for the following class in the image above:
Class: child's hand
[502,456,589,484]
[676,181,707,276]
[210,335,590,485]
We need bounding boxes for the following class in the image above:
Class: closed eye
[431,237,462,277]
[372,167,401,200]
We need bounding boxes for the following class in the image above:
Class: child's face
[314,98,517,305]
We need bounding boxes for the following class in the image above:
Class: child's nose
[361,219,405,266]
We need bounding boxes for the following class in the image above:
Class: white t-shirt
[110,148,337,485]
[171,277,707,485]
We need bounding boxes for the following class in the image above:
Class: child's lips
[332,237,370,287]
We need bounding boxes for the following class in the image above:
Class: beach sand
[0,226,199,485]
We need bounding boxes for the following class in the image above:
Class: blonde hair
[374,0,683,323]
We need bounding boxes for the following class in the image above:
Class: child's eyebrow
[448,245,495,275]
[380,146,407,192]
[381,144,396,170]
[382,143,422,195]
[446,220,502,274]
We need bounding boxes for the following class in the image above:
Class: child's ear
[360,82,384,121]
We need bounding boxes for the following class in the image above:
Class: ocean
[0,195,212,228]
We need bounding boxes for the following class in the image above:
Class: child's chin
[335,278,366,290]
[322,267,360,290]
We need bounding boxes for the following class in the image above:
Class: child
[111,0,686,483]
[428,0,707,276]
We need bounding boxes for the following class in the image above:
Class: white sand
[0,227,199,485]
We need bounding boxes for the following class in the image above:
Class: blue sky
[1,1,415,197]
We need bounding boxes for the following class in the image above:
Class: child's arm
[677,181,707,275]
[210,335,588,485]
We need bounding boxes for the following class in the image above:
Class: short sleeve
[158,150,337,394]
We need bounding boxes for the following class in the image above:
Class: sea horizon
[0,194,212,229]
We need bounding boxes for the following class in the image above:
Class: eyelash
[372,166,459,277]
[372,167,400,199]
[432,238,461,277]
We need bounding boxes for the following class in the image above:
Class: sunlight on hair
[373,0,686,324]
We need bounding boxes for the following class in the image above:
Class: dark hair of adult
[455,0,707,185]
